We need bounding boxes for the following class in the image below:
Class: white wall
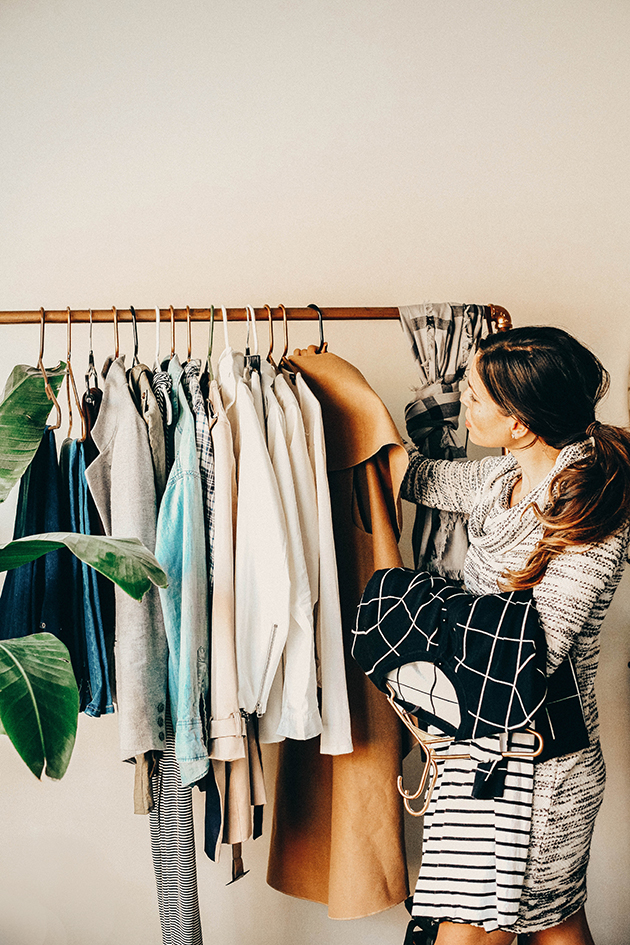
[0,2,629,943]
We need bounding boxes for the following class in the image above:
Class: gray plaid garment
[399,303,486,581]
[181,360,216,583]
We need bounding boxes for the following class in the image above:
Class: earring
[511,431,519,439]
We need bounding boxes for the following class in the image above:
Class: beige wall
[0,2,629,943]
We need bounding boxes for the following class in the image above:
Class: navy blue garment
[59,437,90,706]
[0,428,66,645]
[352,567,548,741]
[202,769,223,862]
[68,439,114,717]
[82,385,116,697]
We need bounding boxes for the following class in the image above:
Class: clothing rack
[0,305,512,329]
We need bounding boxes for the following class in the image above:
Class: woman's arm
[400,448,498,514]
[532,527,629,679]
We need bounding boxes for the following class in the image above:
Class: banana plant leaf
[0,632,79,779]
[0,532,168,601]
[0,362,67,504]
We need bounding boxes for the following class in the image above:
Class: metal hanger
[186,306,192,362]
[169,305,176,360]
[204,305,215,380]
[130,305,140,367]
[221,305,230,351]
[244,305,261,374]
[278,304,290,368]
[112,305,119,359]
[307,303,326,353]
[154,306,161,369]
[264,304,277,369]
[37,307,62,430]
[85,308,99,398]
[384,683,544,817]
[277,304,297,380]
[65,307,87,441]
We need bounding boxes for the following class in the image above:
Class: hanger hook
[38,307,62,430]
[86,309,98,393]
[186,306,192,361]
[206,306,215,380]
[279,304,289,362]
[66,305,72,363]
[130,305,139,366]
[208,305,215,357]
[170,305,176,358]
[307,303,326,353]
[65,307,86,441]
[39,305,46,364]
[66,307,74,437]
[112,305,119,359]
[247,305,259,355]
[154,306,161,368]
[244,305,251,356]
[221,306,230,351]
[264,304,276,365]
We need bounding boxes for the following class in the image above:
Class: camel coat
[267,349,410,919]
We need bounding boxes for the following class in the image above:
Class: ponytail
[501,421,630,590]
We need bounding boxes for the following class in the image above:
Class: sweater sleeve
[400,448,499,514]
[532,527,629,679]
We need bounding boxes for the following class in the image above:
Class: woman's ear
[509,418,530,441]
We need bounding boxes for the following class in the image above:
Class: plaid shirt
[181,360,216,583]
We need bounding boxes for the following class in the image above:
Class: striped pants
[150,715,203,945]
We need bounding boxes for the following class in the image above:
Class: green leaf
[0,362,66,504]
[0,633,79,779]
[0,533,168,601]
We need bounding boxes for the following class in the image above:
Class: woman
[400,326,630,944]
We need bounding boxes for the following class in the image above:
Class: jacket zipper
[254,623,278,717]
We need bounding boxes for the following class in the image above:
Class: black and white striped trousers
[150,713,203,945]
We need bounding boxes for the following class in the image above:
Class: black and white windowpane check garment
[353,568,547,744]
[398,440,630,934]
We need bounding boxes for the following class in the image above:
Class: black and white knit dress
[400,441,629,934]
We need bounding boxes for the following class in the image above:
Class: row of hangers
[34,302,511,443]
[36,303,327,442]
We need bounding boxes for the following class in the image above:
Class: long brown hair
[476,326,630,589]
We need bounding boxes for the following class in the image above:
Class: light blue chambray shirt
[155,355,210,787]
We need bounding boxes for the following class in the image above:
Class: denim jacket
[155,355,210,787]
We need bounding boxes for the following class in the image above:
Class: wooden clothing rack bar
[0,305,512,329]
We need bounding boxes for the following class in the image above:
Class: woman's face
[461,356,522,449]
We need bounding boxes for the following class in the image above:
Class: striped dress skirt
[411,731,606,934]
[412,733,535,934]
